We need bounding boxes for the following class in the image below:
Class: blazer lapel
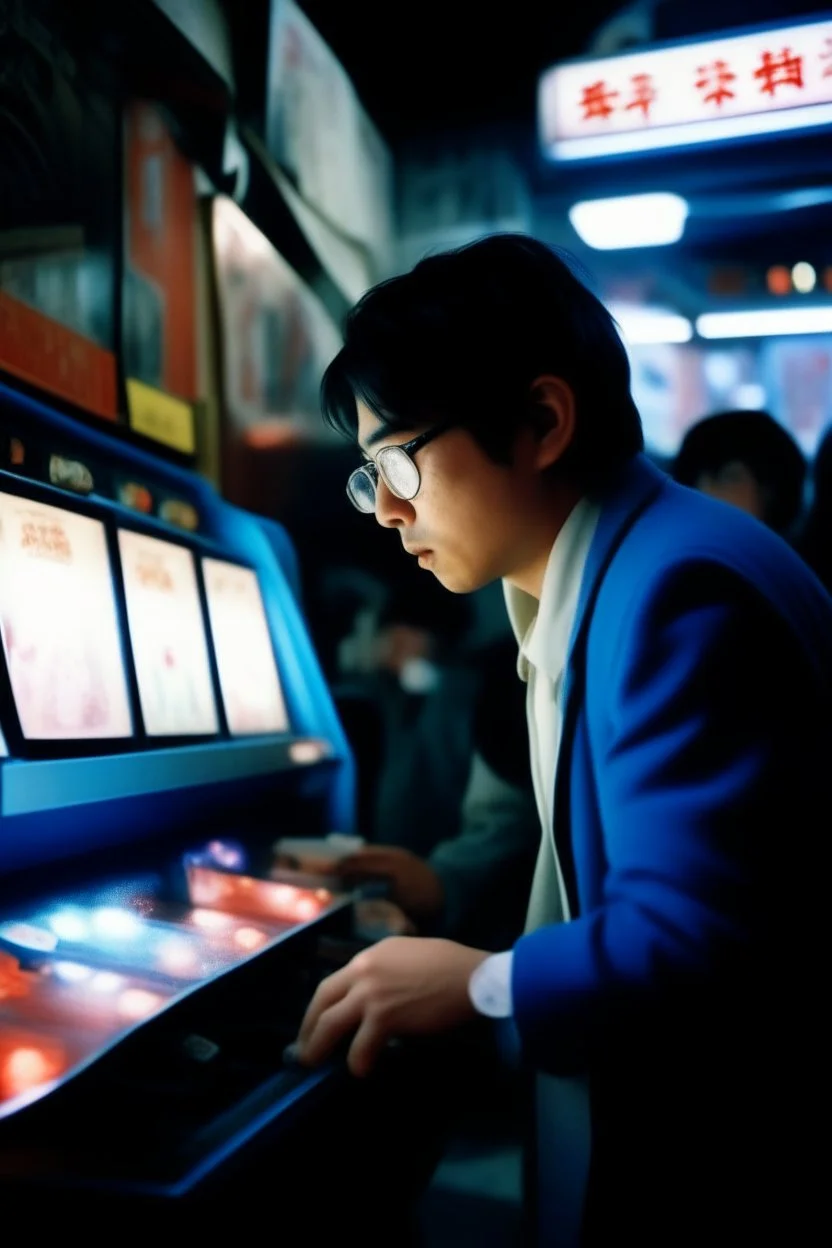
[552,454,668,916]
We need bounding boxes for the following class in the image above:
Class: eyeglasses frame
[346,424,451,513]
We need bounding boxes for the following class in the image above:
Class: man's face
[356,402,546,593]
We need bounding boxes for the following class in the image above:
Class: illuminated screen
[0,493,133,740]
[118,530,219,736]
[202,558,289,734]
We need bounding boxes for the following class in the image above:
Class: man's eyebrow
[365,425,396,448]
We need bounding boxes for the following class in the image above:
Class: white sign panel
[540,19,832,160]
[202,558,289,736]
[119,530,219,737]
[266,0,393,264]
[212,195,343,442]
[0,494,133,740]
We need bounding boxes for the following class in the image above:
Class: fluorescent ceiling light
[608,302,693,345]
[569,193,688,250]
[549,102,832,161]
[696,307,832,339]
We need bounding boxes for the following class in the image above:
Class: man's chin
[429,565,492,595]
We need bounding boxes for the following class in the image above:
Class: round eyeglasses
[346,425,450,514]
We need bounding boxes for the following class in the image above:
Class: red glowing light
[766,266,792,295]
[233,926,268,951]
[186,865,329,925]
[292,897,320,922]
[0,1041,66,1101]
[117,989,164,1021]
[0,952,32,1002]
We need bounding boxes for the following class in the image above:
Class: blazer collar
[565,453,667,691]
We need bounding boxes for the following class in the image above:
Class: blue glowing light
[90,907,142,941]
[47,909,90,942]
[202,839,247,871]
[0,922,58,953]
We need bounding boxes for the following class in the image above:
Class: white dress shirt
[468,497,601,1017]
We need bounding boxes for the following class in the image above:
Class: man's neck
[505,484,584,600]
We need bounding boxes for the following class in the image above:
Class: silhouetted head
[673,409,806,534]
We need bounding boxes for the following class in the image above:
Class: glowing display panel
[202,558,288,734]
[0,493,133,739]
[186,863,331,924]
[118,530,219,736]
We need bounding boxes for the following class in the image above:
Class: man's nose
[374,478,416,529]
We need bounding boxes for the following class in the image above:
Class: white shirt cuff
[468,949,514,1018]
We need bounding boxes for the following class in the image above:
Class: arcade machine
[0,379,372,1222]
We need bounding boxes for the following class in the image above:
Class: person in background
[365,574,477,856]
[292,234,831,1246]
[672,407,806,538]
[797,422,832,595]
[337,632,540,951]
[332,572,539,950]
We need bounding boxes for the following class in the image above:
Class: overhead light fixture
[791,262,817,294]
[608,302,693,345]
[569,193,688,250]
[696,307,832,339]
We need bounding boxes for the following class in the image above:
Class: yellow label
[126,379,195,454]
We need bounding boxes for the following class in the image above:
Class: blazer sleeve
[511,559,819,1075]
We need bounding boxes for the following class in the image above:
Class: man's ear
[528,375,576,471]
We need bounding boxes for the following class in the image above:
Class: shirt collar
[503,497,601,683]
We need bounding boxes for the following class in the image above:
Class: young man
[295,235,831,1245]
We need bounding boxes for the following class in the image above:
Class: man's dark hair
[672,409,806,534]
[321,233,643,487]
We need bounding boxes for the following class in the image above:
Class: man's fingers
[297,965,354,1048]
[299,992,365,1067]
[347,1013,391,1079]
[337,852,395,877]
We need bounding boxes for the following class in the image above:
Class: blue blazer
[511,454,832,1242]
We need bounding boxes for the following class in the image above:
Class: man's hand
[337,846,444,921]
[295,937,489,1078]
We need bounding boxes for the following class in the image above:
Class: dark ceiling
[227,1,832,146]
[225,0,620,144]
[299,0,621,141]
